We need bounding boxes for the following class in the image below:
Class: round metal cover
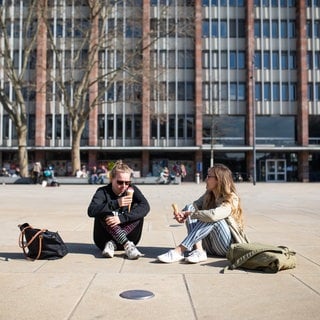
[119,289,155,300]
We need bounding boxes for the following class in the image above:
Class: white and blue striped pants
[181,218,232,257]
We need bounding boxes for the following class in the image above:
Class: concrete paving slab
[186,273,320,320]
[0,183,319,320]
[69,273,196,320]
[0,273,94,320]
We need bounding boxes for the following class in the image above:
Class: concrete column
[194,0,203,146]
[35,0,47,147]
[141,150,149,177]
[142,0,150,146]
[298,151,309,182]
[88,2,99,146]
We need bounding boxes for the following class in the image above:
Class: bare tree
[44,0,189,174]
[0,0,39,177]
[1,0,195,176]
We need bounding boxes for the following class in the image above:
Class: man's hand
[105,215,121,227]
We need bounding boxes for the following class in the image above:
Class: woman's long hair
[203,163,244,229]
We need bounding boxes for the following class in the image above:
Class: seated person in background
[157,167,169,184]
[87,160,150,260]
[89,166,99,184]
[96,165,107,184]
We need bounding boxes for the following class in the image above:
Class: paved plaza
[0,182,319,320]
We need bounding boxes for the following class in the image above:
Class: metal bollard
[196,173,200,184]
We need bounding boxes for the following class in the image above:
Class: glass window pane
[230,51,237,69]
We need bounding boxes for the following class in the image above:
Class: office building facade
[1,0,320,181]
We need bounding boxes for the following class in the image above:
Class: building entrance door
[266,160,286,182]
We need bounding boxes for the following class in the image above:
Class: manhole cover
[119,289,155,300]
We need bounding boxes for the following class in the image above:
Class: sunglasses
[116,180,131,186]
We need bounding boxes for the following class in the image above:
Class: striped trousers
[181,218,232,257]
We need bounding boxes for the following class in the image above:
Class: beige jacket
[190,193,249,244]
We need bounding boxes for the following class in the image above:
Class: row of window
[202,81,298,101]
[2,80,315,103]
[7,48,320,75]
[3,115,320,144]
[202,19,245,38]
[203,0,299,6]
[7,0,320,8]
[203,50,298,70]
[255,82,296,101]
[254,51,296,69]
[203,82,246,101]
[254,20,296,38]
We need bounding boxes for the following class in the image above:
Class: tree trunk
[71,130,82,176]
[18,125,29,177]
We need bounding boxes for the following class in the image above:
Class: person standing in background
[32,162,42,184]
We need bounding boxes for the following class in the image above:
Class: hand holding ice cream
[172,203,185,223]
[127,187,134,212]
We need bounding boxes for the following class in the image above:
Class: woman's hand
[117,195,133,208]
[173,210,191,223]
[105,215,121,227]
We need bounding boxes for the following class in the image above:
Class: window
[220,20,228,37]
[272,20,279,38]
[254,20,261,37]
[280,20,287,38]
[230,83,246,100]
[254,52,262,68]
[263,52,270,69]
[309,116,320,141]
[264,83,271,100]
[230,52,237,69]
[282,83,288,101]
[281,51,288,69]
[288,20,296,38]
[238,51,245,68]
[46,115,53,139]
[289,83,297,101]
[202,115,245,146]
[307,20,312,38]
[273,83,280,101]
[272,51,279,69]
[256,116,296,145]
[230,51,245,69]
[202,20,209,37]
[255,83,262,100]
[315,21,320,38]
[288,51,296,69]
[263,20,270,38]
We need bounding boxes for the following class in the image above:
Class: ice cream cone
[127,187,134,212]
[172,203,179,219]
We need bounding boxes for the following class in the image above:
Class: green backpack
[223,242,297,273]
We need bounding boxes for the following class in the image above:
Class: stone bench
[0,175,181,185]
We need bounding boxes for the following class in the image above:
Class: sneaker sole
[185,257,207,264]
[102,251,114,258]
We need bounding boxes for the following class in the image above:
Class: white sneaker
[102,240,117,258]
[157,249,184,263]
[124,241,143,260]
[185,249,207,264]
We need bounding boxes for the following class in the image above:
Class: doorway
[266,159,286,182]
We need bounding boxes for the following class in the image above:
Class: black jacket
[87,184,150,250]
